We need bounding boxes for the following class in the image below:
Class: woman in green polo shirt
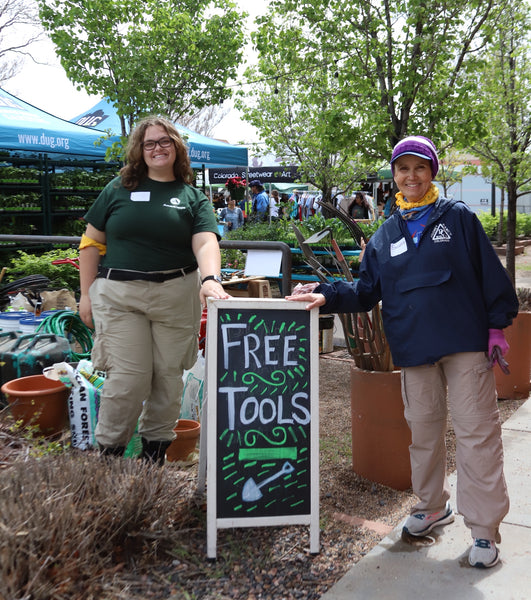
[79,116,229,464]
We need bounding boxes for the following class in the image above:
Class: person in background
[289,190,301,220]
[219,196,244,235]
[249,179,269,221]
[347,191,370,219]
[213,192,226,211]
[383,186,394,218]
[269,189,280,220]
[287,135,518,569]
[279,192,290,218]
[239,195,252,222]
[78,115,229,465]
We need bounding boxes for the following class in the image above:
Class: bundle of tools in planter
[292,203,393,371]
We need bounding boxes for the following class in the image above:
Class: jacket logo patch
[431,223,452,243]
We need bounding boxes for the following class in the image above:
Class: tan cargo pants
[89,271,200,448]
[401,351,509,542]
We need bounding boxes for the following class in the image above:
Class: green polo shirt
[84,177,219,271]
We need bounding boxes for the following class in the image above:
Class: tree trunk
[505,179,517,286]
[497,188,505,247]
[320,188,335,219]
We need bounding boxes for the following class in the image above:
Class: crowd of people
[209,178,326,233]
[209,180,399,236]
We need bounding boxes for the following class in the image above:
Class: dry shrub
[0,453,191,600]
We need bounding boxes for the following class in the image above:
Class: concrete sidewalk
[320,398,531,600]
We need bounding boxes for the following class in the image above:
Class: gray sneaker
[468,539,499,568]
[402,501,455,536]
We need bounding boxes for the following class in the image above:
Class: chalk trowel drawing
[242,462,295,502]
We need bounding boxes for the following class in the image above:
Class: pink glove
[488,329,510,373]
[488,329,509,357]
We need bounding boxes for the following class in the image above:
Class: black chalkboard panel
[206,298,319,558]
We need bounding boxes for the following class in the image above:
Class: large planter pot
[495,311,531,399]
[1,374,70,436]
[166,419,201,462]
[350,366,412,490]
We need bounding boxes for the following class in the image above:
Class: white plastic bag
[49,361,99,450]
[180,351,205,422]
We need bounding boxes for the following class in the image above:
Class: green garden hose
[36,310,94,362]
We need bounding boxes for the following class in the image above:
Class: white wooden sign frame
[204,297,319,559]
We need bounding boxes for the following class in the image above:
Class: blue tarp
[71,98,248,168]
[0,88,118,159]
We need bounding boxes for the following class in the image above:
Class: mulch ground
[0,353,526,600]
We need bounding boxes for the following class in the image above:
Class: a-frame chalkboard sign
[205,298,319,559]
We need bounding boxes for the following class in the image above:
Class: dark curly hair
[120,116,193,190]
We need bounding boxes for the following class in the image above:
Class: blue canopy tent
[0,88,118,159]
[71,98,248,168]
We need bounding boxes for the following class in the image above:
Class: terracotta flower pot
[350,366,412,490]
[495,311,531,399]
[166,419,201,462]
[1,374,70,436]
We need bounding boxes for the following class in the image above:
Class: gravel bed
[103,355,524,600]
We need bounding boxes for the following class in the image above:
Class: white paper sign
[244,249,283,277]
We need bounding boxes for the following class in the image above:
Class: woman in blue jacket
[288,136,519,569]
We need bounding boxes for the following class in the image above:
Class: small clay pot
[166,419,201,462]
[1,374,70,436]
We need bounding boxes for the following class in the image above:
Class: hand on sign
[286,290,326,311]
[290,282,321,295]
[200,280,231,308]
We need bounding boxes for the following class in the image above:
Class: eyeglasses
[142,137,174,151]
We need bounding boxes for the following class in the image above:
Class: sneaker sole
[402,511,455,537]
[469,548,500,569]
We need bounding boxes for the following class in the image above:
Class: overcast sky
[3,0,269,145]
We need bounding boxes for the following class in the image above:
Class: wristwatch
[201,274,223,285]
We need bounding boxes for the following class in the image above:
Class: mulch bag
[45,360,141,456]
[180,351,205,422]
[45,361,99,451]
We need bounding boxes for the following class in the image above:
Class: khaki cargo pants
[89,272,200,448]
[401,351,509,542]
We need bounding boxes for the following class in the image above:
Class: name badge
[130,191,150,202]
[390,237,407,257]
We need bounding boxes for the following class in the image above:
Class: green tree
[238,0,500,203]
[0,0,43,83]
[37,0,246,137]
[238,53,370,206]
[469,0,531,284]
[437,149,478,198]
[237,11,373,207]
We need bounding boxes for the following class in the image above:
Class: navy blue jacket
[317,198,519,367]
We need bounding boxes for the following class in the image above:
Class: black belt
[98,264,197,282]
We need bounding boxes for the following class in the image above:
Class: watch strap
[201,274,222,285]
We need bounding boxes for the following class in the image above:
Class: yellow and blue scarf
[395,183,439,220]
[396,184,439,246]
